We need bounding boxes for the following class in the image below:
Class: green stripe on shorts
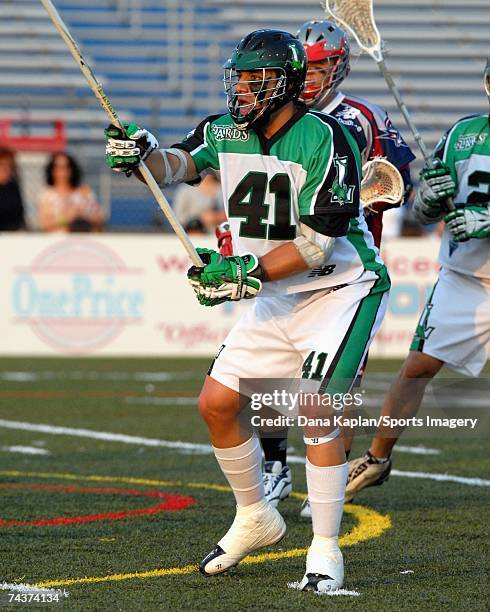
[319,276,388,396]
[410,279,439,353]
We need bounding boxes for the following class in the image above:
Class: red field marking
[0,483,195,526]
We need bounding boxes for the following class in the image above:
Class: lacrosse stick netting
[324,0,455,210]
[323,0,430,163]
[361,157,404,208]
[324,0,383,62]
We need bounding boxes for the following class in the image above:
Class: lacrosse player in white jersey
[105,29,390,593]
[250,20,415,516]
[346,59,490,501]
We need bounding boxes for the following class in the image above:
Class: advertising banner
[0,234,440,357]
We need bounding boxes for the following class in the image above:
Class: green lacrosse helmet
[223,29,308,129]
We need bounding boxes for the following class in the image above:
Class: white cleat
[299,538,344,593]
[263,461,292,508]
[299,496,311,519]
[199,499,286,576]
[345,450,392,503]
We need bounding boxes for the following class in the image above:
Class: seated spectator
[38,152,104,232]
[173,172,226,233]
[0,146,25,231]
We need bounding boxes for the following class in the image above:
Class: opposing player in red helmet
[257,20,416,518]
[300,19,351,109]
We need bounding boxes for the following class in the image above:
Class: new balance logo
[307,264,336,278]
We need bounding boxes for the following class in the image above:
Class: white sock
[306,458,348,545]
[213,435,265,508]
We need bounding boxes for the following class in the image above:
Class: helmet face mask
[224,67,287,127]
[303,57,344,106]
[223,29,307,130]
[296,20,350,107]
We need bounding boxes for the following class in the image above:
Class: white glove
[444,205,490,242]
[413,162,456,224]
[105,122,159,173]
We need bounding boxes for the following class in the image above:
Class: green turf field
[0,358,488,611]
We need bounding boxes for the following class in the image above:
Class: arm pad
[293,223,335,269]
[159,148,189,186]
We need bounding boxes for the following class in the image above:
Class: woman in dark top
[0,147,25,231]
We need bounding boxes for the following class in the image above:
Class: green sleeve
[172,115,221,174]
[433,127,457,183]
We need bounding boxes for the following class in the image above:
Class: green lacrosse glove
[105,122,159,173]
[444,205,490,242]
[413,161,456,223]
[187,248,263,307]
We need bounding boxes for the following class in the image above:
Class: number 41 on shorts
[302,351,328,380]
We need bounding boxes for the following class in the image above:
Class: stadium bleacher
[1,0,488,229]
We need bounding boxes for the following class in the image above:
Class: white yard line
[125,397,196,406]
[0,445,50,456]
[286,455,490,486]
[390,469,490,487]
[360,396,490,408]
[393,445,440,455]
[0,372,39,382]
[0,419,486,487]
[0,582,68,596]
[0,371,196,382]
[0,419,210,453]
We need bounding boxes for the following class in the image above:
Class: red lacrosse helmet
[296,20,350,107]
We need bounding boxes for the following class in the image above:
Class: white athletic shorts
[410,267,490,377]
[208,272,389,395]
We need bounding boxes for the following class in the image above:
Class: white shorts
[208,273,389,395]
[410,267,490,377]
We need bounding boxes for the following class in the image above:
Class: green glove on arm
[444,205,490,242]
[105,122,159,173]
[187,248,263,307]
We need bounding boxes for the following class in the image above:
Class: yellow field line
[0,470,230,492]
[0,470,391,589]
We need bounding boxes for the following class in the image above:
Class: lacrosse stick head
[361,157,404,210]
[323,0,383,63]
[296,20,351,107]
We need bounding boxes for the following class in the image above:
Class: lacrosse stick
[323,0,455,210]
[361,157,404,211]
[40,0,203,265]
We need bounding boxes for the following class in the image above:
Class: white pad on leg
[213,435,264,507]
[306,459,348,540]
